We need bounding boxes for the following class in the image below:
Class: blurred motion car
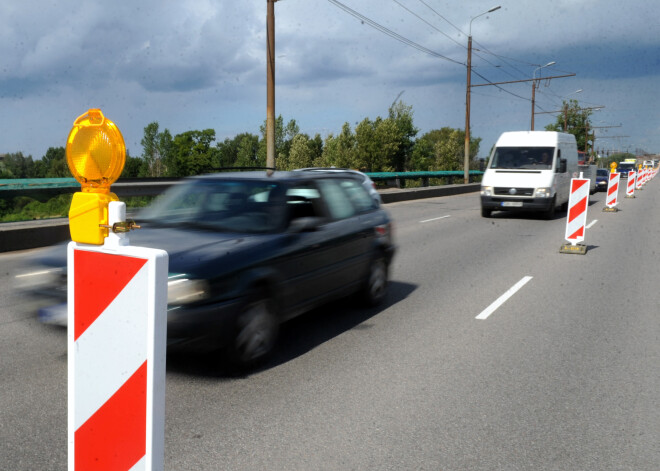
[16,171,395,367]
[293,167,382,206]
[595,168,609,191]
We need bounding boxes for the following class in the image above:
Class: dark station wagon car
[16,171,396,368]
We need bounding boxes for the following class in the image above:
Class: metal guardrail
[367,171,483,188]
[0,177,182,199]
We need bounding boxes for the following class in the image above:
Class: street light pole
[464,5,500,184]
[530,61,555,130]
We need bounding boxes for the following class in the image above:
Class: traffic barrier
[603,172,620,212]
[68,204,168,470]
[625,171,636,198]
[560,177,590,255]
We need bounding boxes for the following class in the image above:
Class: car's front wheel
[362,256,388,306]
[230,292,278,368]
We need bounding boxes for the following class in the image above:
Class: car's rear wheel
[362,256,388,306]
[231,292,278,368]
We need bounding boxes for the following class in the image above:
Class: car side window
[285,185,322,220]
[338,178,375,212]
[316,179,357,220]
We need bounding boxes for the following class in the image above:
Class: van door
[554,147,570,207]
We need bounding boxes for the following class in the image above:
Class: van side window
[556,149,561,172]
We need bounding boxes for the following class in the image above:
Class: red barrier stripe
[74,250,147,341]
[75,361,147,470]
[568,196,587,223]
[608,183,618,196]
[571,179,588,193]
[568,226,584,240]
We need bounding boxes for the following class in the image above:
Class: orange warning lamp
[610,162,617,173]
[66,109,125,245]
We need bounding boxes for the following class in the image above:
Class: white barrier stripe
[476,276,533,320]
[129,455,146,471]
[74,264,149,429]
[586,219,598,229]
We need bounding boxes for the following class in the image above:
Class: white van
[480,131,579,218]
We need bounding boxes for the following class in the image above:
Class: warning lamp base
[625,195,636,199]
[69,191,119,245]
[559,243,587,255]
[602,206,619,212]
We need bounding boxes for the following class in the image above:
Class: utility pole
[464,34,472,184]
[464,6,501,185]
[266,0,278,174]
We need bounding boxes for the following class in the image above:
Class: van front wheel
[543,197,556,219]
[481,207,492,218]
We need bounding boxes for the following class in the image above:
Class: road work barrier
[603,172,620,212]
[636,168,644,190]
[560,177,590,255]
[626,171,636,198]
[65,110,168,470]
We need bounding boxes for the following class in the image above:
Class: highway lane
[0,185,658,470]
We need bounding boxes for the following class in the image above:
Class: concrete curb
[0,183,480,253]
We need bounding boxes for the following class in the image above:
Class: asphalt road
[1,183,658,470]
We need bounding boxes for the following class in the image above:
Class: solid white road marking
[586,219,598,229]
[420,215,451,223]
[476,276,533,320]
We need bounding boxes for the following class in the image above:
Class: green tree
[433,129,464,171]
[40,147,70,177]
[388,101,418,171]
[322,123,356,169]
[234,134,263,168]
[169,129,216,176]
[141,122,172,177]
[286,134,314,170]
[121,150,144,178]
[545,99,593,153]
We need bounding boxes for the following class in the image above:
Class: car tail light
[375,222,392,241]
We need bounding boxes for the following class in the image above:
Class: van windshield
[490,147,555,170]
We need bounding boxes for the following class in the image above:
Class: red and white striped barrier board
[605,172,620,208]
[68,204,168,471]
[564,177,590,245]
[626,171,636,197]
[636,169,644,190]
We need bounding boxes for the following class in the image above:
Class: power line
[415,0,464,36]
[326,0,464,65]
[391,0,464,48]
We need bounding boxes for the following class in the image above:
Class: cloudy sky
[1,0,658,162]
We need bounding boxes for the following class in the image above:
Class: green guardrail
[0,178,79,191]
[366,170,484,187]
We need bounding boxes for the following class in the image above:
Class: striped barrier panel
[68,203,168,471]
[605,172,620,209]
[626,171,636,197]
[561,177,590,254]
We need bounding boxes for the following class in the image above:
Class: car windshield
[597,169,609,176]
[139,179,287,233]
[490,147,555,170]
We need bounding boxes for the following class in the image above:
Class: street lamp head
[488,6,502,13]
